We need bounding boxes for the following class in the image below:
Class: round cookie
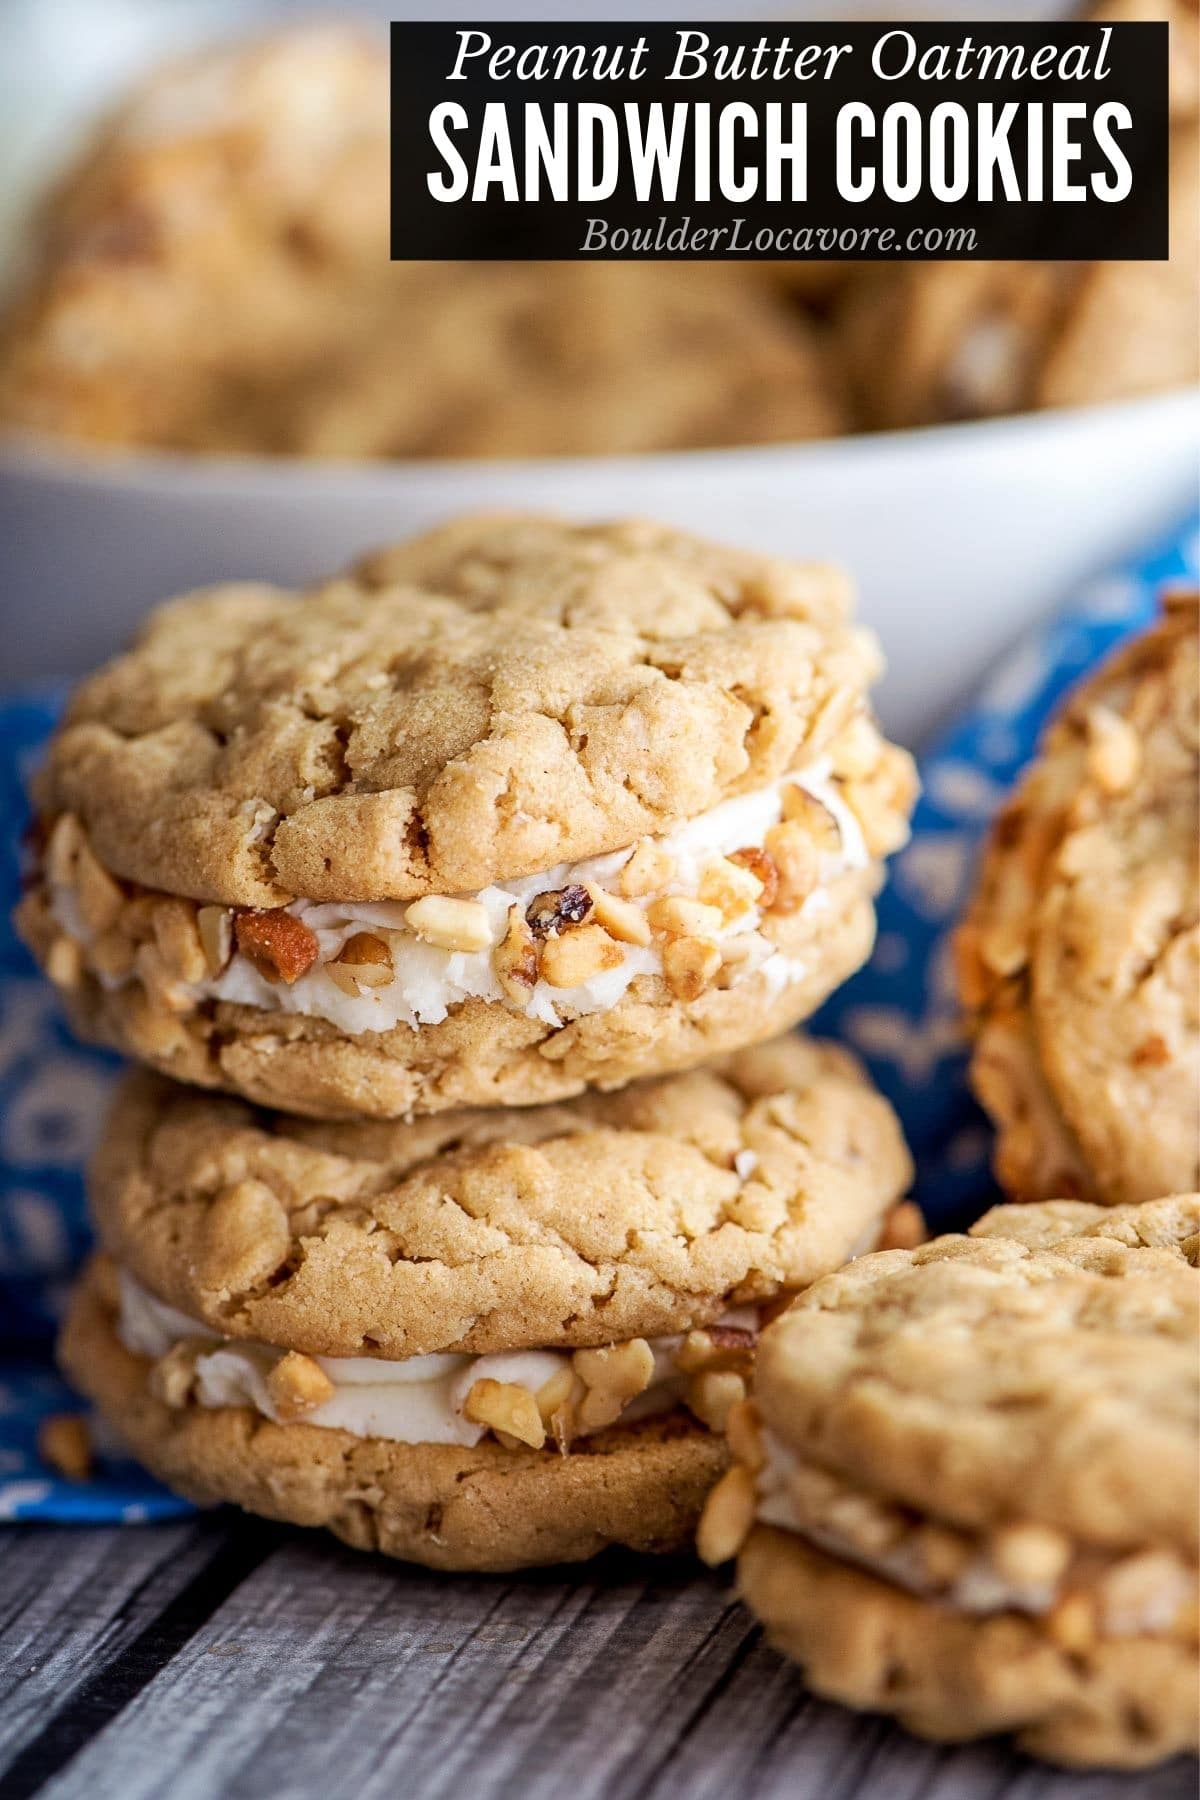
[19,513,916,1119]
[701,1198,1199,1768]
[0,27,844,459]
[63,1268,725,1572]
[88,1036,914,1359]
[957,596,1199,1205]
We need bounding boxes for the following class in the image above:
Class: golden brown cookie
[700,1198,1200,1767]
[0,27,844,459]
[838,112,1198,429]
[18,513,915,1118]
[88,1036,913,1359]
[957,597,1199,1205]
[62,1267,726,1572]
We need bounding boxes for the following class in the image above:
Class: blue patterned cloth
[1,516,1196,1523]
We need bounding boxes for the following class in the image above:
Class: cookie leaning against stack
[701,1196,1200,1768]
[62,1038,913,1570]
[17,512,916,1120]
[957,594,1199,1205]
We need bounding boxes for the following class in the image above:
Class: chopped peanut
[152,899,207,985]
[75,841,124,936]
[197,905,234,977]
[149,1341,203,1408]
[646,896,724,938]
[462,1378,546,1449]
[725,1399,765,1473]
[991,1523,1072,1590]
[687,1369,746,1433]
[539,922,623,988]
[661,935,722,1001]
[534,1364,577,1428]
[45,813,83,887]
[234,909,320,984]
[493,904,538,1002]
[327,931,393,995]
[830,713,881,780]
[265,1351,336,1421]
[89,931,137,981]
[764,822,818,912]
[618,838,675,897]
[134,942,195,1015]
[911,1523,972,1587]
[697,1464,756,1565]
[586,885,652,946]
[46,935,83,990]
[404,895,493,954]
[780,786,842,850]
[698,857,765,921]
[1046,1592,1096,1652]
[38,1413,92,1481]
[573,1338,655,1431]
[728,847,779,909]
[1086,705,1141,794]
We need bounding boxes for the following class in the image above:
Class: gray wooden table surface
[0,1515,1193,1800]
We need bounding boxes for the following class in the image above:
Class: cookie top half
[753,1196,1199,1555]
[958,595,1199,1206]
[35,513,883,907]
[90,1034,912,1360]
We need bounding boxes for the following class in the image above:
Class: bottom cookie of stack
[62,1035,914,1571]
[701,1195,1200,1769]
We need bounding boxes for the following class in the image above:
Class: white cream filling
[118,1271,756,1449]
[754,1431,1191,1635]
[206,761,865,1033]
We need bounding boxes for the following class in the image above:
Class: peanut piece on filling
[618,838,675,897]
[539,922,623,989]
[46,935,83,991]
[586,885,652,946]
[1085,704,1141,795]
[45,812,84,887]
[327,931,393,996]
[990,1522,1072,1590]
[462,1378,546,1450]
[197,905,234,977]
[75,840,124,936]
[661,936,722,1002]
[152,898,208,985]
[265,1351,336,1422]
[698,856,765,921]
[149,1341,204,1409]
[573,1338,655,1431]
[234,909,320,984]
[687,1369,746,1433]
[493,904,538,1002]
[728,847,779,909]
[724,1399,765,1473]
[404,895,493,954]
[646,896,724,939]
[830,713,881,780]
[763,821,819,912]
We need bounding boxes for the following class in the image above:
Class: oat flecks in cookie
[720,1198,1199,1768]
[957,596,1200,1207]
[87,1034,913,1360]
[32,514,876,907]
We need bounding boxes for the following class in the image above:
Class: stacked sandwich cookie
[26,513,919,1569]
[700,1196,1200,1768]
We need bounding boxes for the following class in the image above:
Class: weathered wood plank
[10,1523,1192,1800]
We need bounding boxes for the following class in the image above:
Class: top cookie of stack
[18,512,916,1119]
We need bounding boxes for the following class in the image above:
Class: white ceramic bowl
[2,386,1196,744]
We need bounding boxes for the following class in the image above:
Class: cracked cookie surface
[957,596,1199,1205]
[88,1035,913,1359]
[705,1198,1199,1767]
[62,1268,727,1571]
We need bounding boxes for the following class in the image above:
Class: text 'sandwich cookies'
[61,1036,914,1571]
[956,595,1199,1206]
[700,1196,1200,1769]
[19,514,916,1120]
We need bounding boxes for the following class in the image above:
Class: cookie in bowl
[957,594,1198,1206]
[18,513,917,1119]
[0,25,845,459]
[700,1196,1199,1768]
[62,1035,914,1571]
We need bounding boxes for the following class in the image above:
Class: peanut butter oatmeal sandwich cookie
[957,595,1199,1206]
[62,1035,914,1571]
[700,1196,1200,1768]
[18,513,916,1119]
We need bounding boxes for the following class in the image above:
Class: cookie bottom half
[62,1271,728,1572]
[739,1526,1199,1771]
